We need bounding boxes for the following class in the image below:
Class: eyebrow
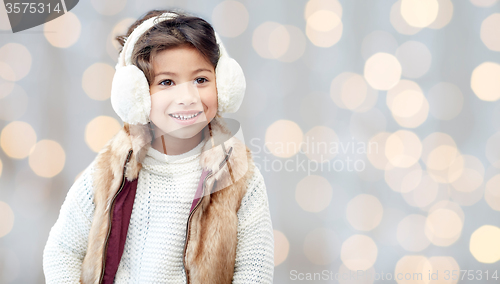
[154,68,213,78]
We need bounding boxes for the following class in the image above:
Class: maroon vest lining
[102,168,210,283]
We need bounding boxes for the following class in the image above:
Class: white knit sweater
[43,141,275,283]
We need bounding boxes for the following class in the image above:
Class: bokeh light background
[1,0,500,283]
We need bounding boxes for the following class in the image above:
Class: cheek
[201,87,218,116]
[150,95,171,117]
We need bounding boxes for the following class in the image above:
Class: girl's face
[149,45,218,140]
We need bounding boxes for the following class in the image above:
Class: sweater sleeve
[42,161,96,283]
[232,166,275,284]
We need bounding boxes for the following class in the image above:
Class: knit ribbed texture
[43,142,274,283]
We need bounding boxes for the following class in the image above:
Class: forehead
[152,45,213,73]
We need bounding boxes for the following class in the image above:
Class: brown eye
[160,79,174,86]
[195,77,208,84]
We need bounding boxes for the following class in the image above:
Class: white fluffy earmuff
[110,12,246,125]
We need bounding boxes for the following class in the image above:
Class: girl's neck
[151,130,204,156]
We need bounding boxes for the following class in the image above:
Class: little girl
[43,9,274,284]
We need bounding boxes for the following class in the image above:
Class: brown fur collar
[80,117,254,284]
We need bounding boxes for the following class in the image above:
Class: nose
[174,81,199,106]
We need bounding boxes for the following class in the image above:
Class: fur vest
[79,117,254,284]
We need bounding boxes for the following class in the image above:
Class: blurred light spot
[0,84,28,121]
[386,79,429,128]
[471,0,499,7]
[346,194,383,231]
[340,234,378,270]
[485,174,500,211]
[91,0,126,16]
[486,131,500,168]
[385,130,422,168]
[364,53,402,90]
[274,230,289,266]
[0,201,14,238]
[402,173,439,208]
[361,30,398,61]
[212,1,249,38]
[0,80,15,99]
[304,0,343,48]
[390,89,424,118]
[0,121,37,159]
[428,0,454,29]
[428,82,464,120]
[385,162,422,193]
[395,255,432,284]
[427,145,459,171]
[331,72,378,112]
[28,140,65,178]
[82,63,115,101]
[425,201,464,247]
[450,183,484,207]
[0,43,32,81]
[481,13,500,52]
[429,200,465,224]
[471,62,500,101]
[265,120,303,158]
[0,61,17,81]
[470,225,500,263]
[429,256,460,283]
[394,100,429,128]
[386,79,423,108]
[432,184,453,206]
[400,0,439,28]
[367,132,391,170]
[307,10,340,31]
[304,227,341,265]
[305,0,343,20]
[44,12,81,48]
[390,0,422,35]
[296,175,332,212]
[277,25,306,62]
[422,132,458,173]
[306,15,343,48]
[302,126,338,162]
[341,73,368,110]
[450,155,484,192]
[253,22,290,59]
[107,17,136,61]
[349,108,387,142]
[397,214,430,251]
[85,116,121,153]
[396,41,432,78]
[425,208,462,246]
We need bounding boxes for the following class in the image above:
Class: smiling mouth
[168,111,203,120]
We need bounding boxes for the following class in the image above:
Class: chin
[170,132,198,140]
[166,125,205,140]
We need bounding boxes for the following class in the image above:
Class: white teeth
[170,112,200,120]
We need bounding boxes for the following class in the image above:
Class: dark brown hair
[115,9,220,86]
